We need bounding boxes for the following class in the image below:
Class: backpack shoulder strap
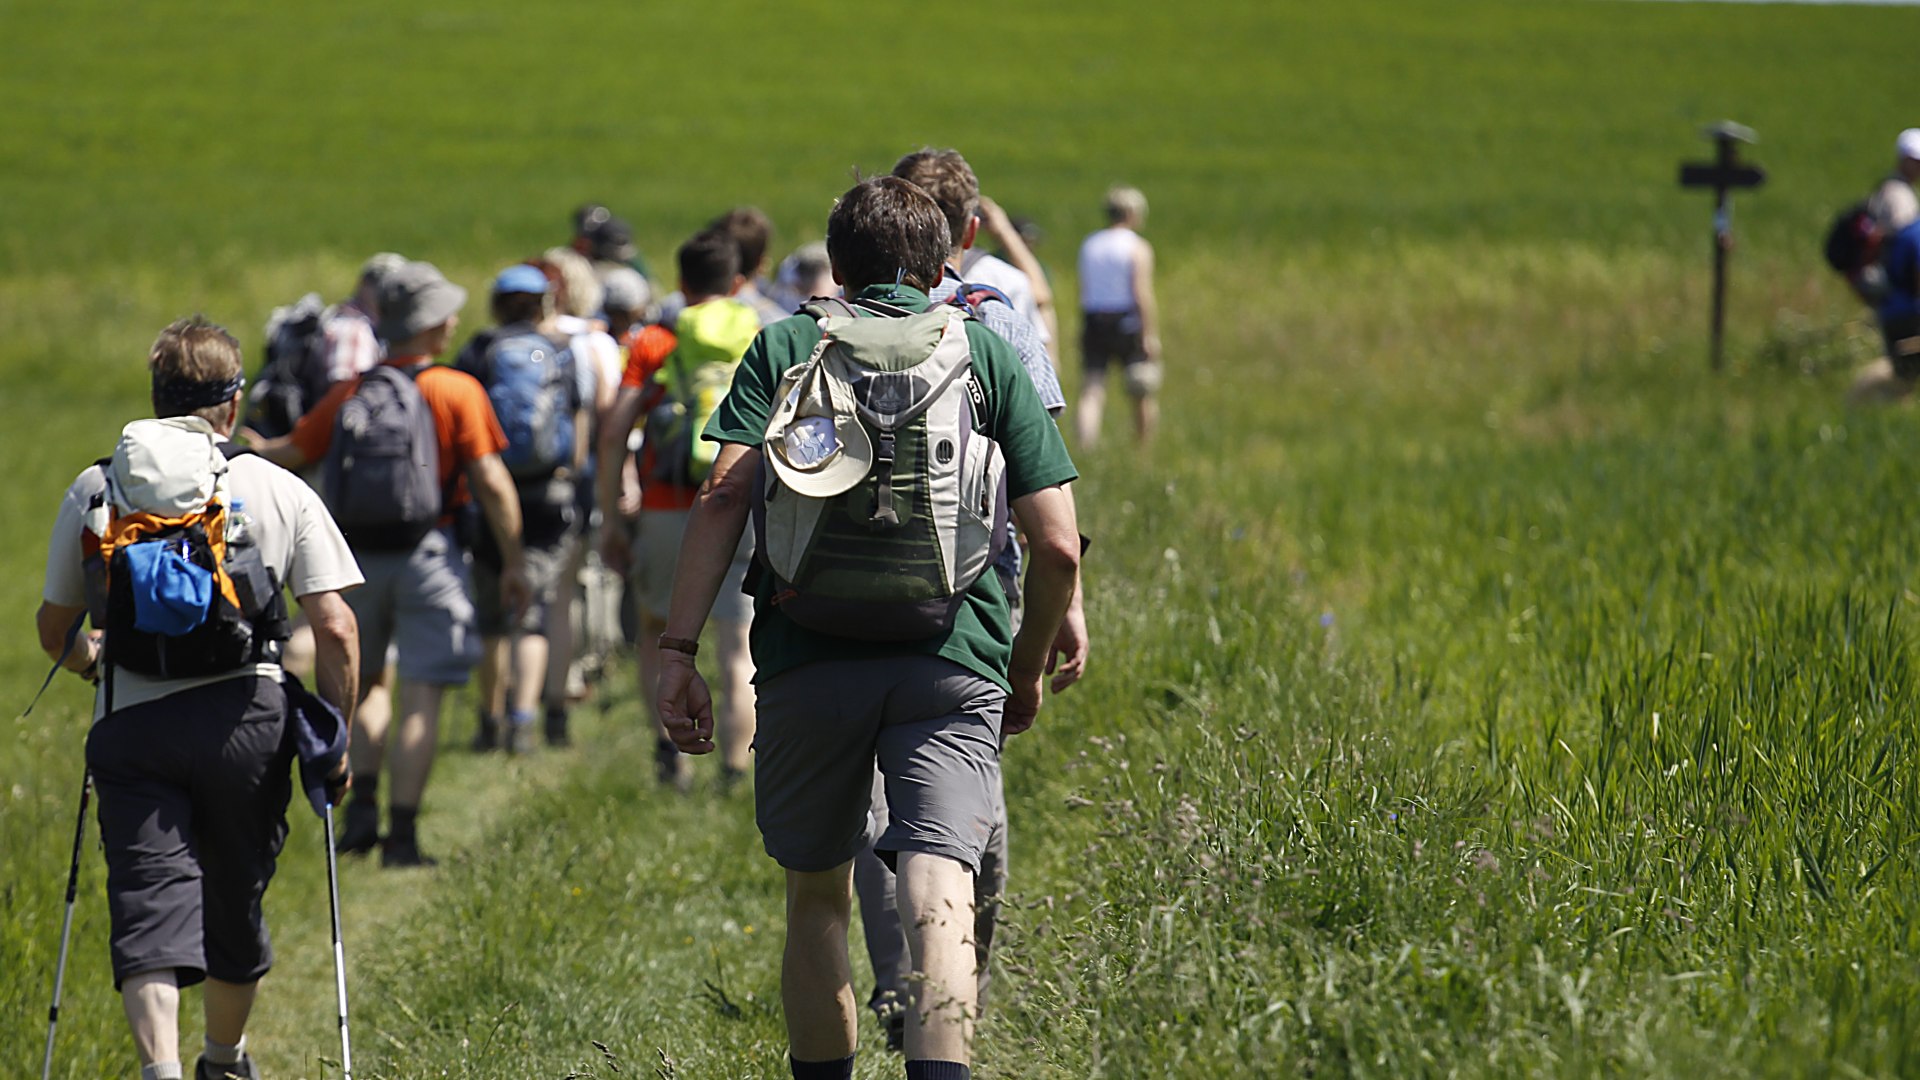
[801,297,861,321]
[943,282,1009,319]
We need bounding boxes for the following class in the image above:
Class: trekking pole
[41,770,93,1080]
[322,802,354,1080]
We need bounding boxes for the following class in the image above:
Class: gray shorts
[474,532,577,637]
[86,676,291,989]
[753,656,1005,873]
[628,509,753,623]
[348,527,481,686]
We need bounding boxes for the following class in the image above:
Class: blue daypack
[474,325,579,481]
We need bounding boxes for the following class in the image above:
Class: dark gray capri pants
[85,676,292,989]
[753,655,1005,874]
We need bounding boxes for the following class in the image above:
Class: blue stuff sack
[124,539,213,635]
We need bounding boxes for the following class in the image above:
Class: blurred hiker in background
[1845,130,1920,405]
[253,261,528,867]
[1076,185,1161,446]
[600,229,761,790]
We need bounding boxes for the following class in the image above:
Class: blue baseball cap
[493,264,550,295]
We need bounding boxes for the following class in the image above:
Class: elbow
[306,596,359,653]
[1028,531,1080,578]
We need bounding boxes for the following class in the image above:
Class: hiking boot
[195,1053,261,1080]
[720,765,748,796]
[544,705,571,748]
[472,711,501,752]
[334,798,381,856]
[505,716,537,756]
[381,835,438,869]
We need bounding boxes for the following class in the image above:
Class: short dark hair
[891,149,977,254]
[708,206,774,278]
[678,228,742,300]
[826,177,951,294]
[490,289,545,326]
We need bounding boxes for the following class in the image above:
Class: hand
[1004,667,1044,738]
[656,653,716,754]
[500,559,533,620]
[325,760,352,806]
[238,425,265,447]
[978,195,1017,242]
[1142,333,1163,362]
[1047,600,1088,693]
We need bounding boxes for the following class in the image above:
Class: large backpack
[644,299,761,488]
[82,418,291,684]
[247,293,336,439]
[467,325,578,481]
[1824,201,1883,277]
[753,298,1008,641]
[322,364,444,551]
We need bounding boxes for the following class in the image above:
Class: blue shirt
[1880,221,1920,324]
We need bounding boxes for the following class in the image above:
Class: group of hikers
[35,150,1160,1080]
[1831,128,1920,404]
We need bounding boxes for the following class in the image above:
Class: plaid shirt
[930,266,1065,417]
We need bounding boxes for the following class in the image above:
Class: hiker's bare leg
[1134,391,1159,445]
[349,670,392,780]
[388,681,444,809]
[202,976,258,1047]
[1075,379,1106,448]
[121,970,180,1066]
[714,617,755,773]
[511,633,548,716]
[896,851,978,1063]
[784,863,858,1061]
[478,636,509,718]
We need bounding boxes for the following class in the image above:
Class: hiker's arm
[596,386,648,570]
[246,434,310,471]
[657,442,758,754]
[297,589,359,729]
[1006,483,1080,736]
[572,407,591,473]
[467,452,530,612]
[980,196,1059,347]
[36,601,99,676]
[1134,240,1160,361]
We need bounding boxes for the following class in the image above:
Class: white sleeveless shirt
[1078,226,1142,314]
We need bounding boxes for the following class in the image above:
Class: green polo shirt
[704,284,1078,690]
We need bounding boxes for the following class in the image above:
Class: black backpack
[322,365,445,551]
[1824,202,1882,276]
[248,294,336,439]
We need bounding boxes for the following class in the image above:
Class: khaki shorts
[348,528,481,686]
[753,656,1005,874]
[474,532,578,637]
[629,509,753,623]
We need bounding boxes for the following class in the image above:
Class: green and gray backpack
[753,297,1009,641]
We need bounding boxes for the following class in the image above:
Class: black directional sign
[1679,121,1763,371]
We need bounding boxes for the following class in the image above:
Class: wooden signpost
[1678,121,1766,370]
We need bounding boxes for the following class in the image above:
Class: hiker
[657,207,790,328]
[574,203,654,283]
[844,148,1088,1043]
[37,316,363,1080]
[656,176,1081,1078]
[246,252,405,441]
[599,228,763,789]
[1075,185,1162,446]
[771,240,836,313]
[1845,131,1920,405]
[962,196,1059,353]
[450,264,589,752]
[251,260,530,866]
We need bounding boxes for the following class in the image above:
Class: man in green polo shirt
[656,176,1081,1080]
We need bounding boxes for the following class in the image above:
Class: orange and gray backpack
[81,418,290,690]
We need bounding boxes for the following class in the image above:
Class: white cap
[1897,128,1920,162]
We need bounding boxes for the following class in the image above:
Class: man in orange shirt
[253,260,530,866]
[599,230,760,790]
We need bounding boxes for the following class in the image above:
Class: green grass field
[4,0,1919,1076]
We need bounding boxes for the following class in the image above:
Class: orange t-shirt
[619,326,698,511]
[290,357,508,514]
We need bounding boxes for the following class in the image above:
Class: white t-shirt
[1078,226,1144,314]
[42,445,364,717]
[555,314,622,407]
[1870,176,1918,233]
[959,250,1051,344]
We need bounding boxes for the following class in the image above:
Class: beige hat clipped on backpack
[764,361,873,499]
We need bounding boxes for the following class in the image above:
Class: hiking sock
[904,1062,970,1080]
[141,1063,184,1080]
[788,1054,855,1080]
[203,1035,244,1065]
[506,709,536,754]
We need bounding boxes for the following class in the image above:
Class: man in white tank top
[1075,185,1160,446]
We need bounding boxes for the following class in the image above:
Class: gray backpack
[753,298,1008,641]
[323,365,443,551]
